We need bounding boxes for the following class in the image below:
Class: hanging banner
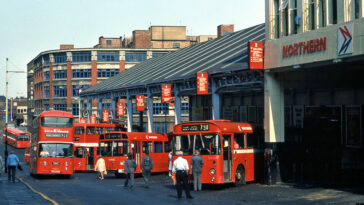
[162,84,172,103]
[136,95,145,111]
[80,117,86,123]
[117,102,125,117]
[249,41,264,69]
[90,114,97,124]
[197,72,208,95]
[102,110,109,122]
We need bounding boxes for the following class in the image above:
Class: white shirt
[172,156,189,173]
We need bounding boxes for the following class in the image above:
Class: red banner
[90,114,96,124]
[136,95,145,111]
[197,72,208,95]
[80,117,86,123]
[117,102,125,117]
[162,84,172,103]
[102,110,109,122]
[249,41,263,69]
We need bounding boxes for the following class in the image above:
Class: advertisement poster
[136,95,145,111]
[117,102,125,117]
[162,84,172,103]
[249,41,263,69]
[80,117,86,123]
[197,72,208,95]
[102,110,109,122]
[90,114,96,124]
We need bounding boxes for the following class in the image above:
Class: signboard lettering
[162,84,172,103]
[117,102,125,117]
[197,72,208,95]
[90,114,96,124]
[136,95,145,111]
[181,124,209,132]
[249,41,263,69]
[282,37,327,58]
[102,110,109,123]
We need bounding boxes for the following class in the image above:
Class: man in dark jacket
[141,150,154,188]
[191,150,204,191]
[124,153,137,189]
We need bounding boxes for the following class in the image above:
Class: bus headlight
[65,167,68,171]
[211,177,215,182]
[210,168,216,175]
[43,161,47,166]
[120,162,124,165]
[65,162,69,166]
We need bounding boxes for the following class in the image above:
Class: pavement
[0,165,53,205]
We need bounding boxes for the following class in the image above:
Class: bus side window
[234,134,245,149]
[164,142,171,153]
[143,141,153,153]
[154,142,163,153]
[246,134,259,148]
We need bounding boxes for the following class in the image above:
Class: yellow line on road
[17,176,59,205]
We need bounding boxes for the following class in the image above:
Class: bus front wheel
[234,166,246,186]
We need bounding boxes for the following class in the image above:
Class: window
[54,53,67,64]
[355,0,360,19]
[54,104,67,111]
[53,86,67,97]
[75,126,85,135]
[319,0,327,27]
[86,127,95,135]
[97,52,119,62]
[44,104,49,111]
[143,141,153,153]
[153,122,169,134]
[181,103,189,115]
[72,69,91,78]
[106,40,112,45]
[72,104,79,116]
[54,70,67,79]
[234,134,245,149]
[153,103,169,115]
[172,43,180,48]
[74,147,85,158]
[332,0,337,24]
[72,52,91,63]
[152,52,167,58]
[308,0,316,30]
[39,143,73,158]
[154,142,163,153]
[72,85,89,97]
[97,69,119,78]
[44,86,50,98]
[125,53,147,62]
[43,55,50,66]
[44,71,50,80]
[291,0,298,34]
[164,142,171,153]
[99,141,129,157]
[41,116,72,127]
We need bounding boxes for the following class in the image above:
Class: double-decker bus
[73,123,125,171]
[29,110,74,176]
[98,132,171,177]
[2,128,31,148]
[172,120,264,186]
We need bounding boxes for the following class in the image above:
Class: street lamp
[79,89,82,122]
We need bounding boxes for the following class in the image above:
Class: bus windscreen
[175,134,221,155]
[39,143,73,158]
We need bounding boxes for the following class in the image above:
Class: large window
[72,69,91,78]
[125,53,147,63]
[153,103,169,115]
[53,86,67,97]
[154,141,163,153]
[41,117,73,128]
[54,70,67,79]
[152,52,167,58]
[308,0,316,30]
[72,104,79,116]
[43,55,50,66]
[75,126,85,135]
[44,72,50,80]
[72,85,89,97]
[97,52,119,62]
[72,52,91,63]
[39,143,73,158]
[54,53,67,64]
[99,141,129,157]
[143,141,153,153]
[44,86,50,98]
[174,134,221,156]
[181,103,189,115]
[153,122,169,134]
[97,69,119,78]
[54,104,67,111]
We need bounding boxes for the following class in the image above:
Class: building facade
[264,0,364,183]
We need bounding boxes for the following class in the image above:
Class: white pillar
[264,71,285,143]
[147,89,154,133]
[212,79,220,120]
[174,85,181,124]
[127,92,133,132]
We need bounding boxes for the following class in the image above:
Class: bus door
[131,141,141,167]
[87,148,94,169]
[223,135,232,182]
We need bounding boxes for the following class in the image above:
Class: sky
[0,0,265,98]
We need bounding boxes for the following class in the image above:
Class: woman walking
[95,155,106,180]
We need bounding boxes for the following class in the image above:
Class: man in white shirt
[172,151,193,199]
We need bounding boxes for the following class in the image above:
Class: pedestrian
[124,153,136,189]
[0,155,4,177]
[6,151,19,182]
[168,151,173,177]
[141,150,153,188]
[191,150,204,191]
[172,151,193,199]
[94,155,106,180]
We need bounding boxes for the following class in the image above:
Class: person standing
[141,150,153,188]
[191,150,204,191]
[172,151,193,199]
[124,153,136,189]
[94,155,106,180]
[6,151,19,182]
[168,151,173,177]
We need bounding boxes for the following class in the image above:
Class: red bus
[29,110,74,176]
[24,145,30,163]
[172,120,264,186]
[2,128,31,148]
[73,123,125,171]
[98,132,171,177]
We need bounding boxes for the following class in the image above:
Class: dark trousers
[8,166,16,182]
[142,170,151,186]
[176,171,192,198]
[124,173,134,187]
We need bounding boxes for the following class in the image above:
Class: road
[1,133,364,205]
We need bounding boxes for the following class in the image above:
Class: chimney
[60,44,74,50]
[217,25,234,38]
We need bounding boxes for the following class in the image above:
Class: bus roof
[74,123,123,127]
[3,127,30,135]
[173,120,253,134]
[100,131,168,141]
[39,110,74,118]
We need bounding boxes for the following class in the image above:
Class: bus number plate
[52,162,60,166]
[182,124,209,132]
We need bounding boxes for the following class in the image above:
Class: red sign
[162,84,172,103]
[282,37,326,58]
[90,114,96,124]
[249,41,264,69]
[197,72,208,95]
[136,95,145,111]
[117,102,125,117]
[102,110,109,122]
[80,117,86,123]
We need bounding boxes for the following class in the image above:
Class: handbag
[17,164,23,171]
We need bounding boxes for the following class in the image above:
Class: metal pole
[79,89,82,122]
[10,98,13,123]
[4,58,8,170]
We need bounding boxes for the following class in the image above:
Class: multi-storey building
[264,0,364,184]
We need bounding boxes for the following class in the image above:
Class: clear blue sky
[0,0,265,98]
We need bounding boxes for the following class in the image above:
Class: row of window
[54,70,67,79]
[97,69,119,78]
[43,69,119,80]
[72,85,90,97]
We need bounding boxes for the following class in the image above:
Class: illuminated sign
[162,84,172,103]
[182,124,209,132]
[249,41,264,69]
[197,72,208,95]
[282,37,327,58]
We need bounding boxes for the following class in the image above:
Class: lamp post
[79,89,82,122]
